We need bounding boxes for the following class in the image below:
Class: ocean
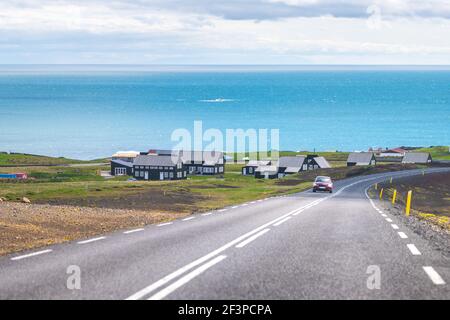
[0,66,449,159]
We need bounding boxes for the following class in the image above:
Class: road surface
[1,168,449,300]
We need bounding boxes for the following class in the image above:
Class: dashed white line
[398,232,408,239]
[381,214,387,217]
[182,217,195,221]
[250,201,256,204]
[273,216,292,227]
[407,244,421,255]
[148,255,227,300]
[123,228,144,234]
[235,229,270,248]
[241,203,248,206]
[201,212,213,216]
[77,236,106,244]
[11,249,52,261]
[218,209,227,212]
[423,266,446,285]
[391,224,399,230]
[231,206,239,209]
[385,218,393,223]
[157,222,173,227]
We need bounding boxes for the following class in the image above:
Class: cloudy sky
[1,0,450,64]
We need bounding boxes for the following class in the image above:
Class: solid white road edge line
[273,217,292,227]
[157,222,173,227]
[11,249,52,261]
[398,232,408,239]
[148,255,228,300]
[423,266,446,285]
[202,212,213,216]
[182,217,195,221]
[235,229,270,248]
[77,237,106,244]
[126,175,387,300]
[124,228,145,234]
[407,244,421,255]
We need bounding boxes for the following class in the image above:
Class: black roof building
[133,155,187,180]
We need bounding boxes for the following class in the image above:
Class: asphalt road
[1,168,449,300]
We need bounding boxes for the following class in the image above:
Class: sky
[1,0,450,65]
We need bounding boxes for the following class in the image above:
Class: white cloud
[0,0,449,64]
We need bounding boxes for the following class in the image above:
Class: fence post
[375,183,378,190]
[390,177,393,184]
[405,190,412,216]
[392,189,397,204]
[379,188,383,200]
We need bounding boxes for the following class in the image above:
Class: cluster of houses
[242,155,331,179]
[346,148,433,166]
[110,147,433,181]
[111,149,225,181]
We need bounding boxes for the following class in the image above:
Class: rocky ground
[0,201,187,256]
[378,200,450,258]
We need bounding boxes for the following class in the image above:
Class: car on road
[313,176,333,193]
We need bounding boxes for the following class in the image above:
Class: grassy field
[0,152,109,166]
[415,146,450,160]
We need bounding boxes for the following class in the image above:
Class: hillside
[0,152,108,166]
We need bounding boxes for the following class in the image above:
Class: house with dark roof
[402,152,432,164]
[132,155,187,180]
[314,156,331,169]
[347,152,376,166]
[180,150,225,175]
[242,160,271,176]
[143,149,225,175]
[277,156,307,174]
[111,159,134,176]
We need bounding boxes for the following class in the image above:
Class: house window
[248,167,253,173]
[115,167,127,176]
[140,171,144,177]
[135,170,139,177]
[169,172,174,179]
[184,171,187,177]
[164,172,169,178]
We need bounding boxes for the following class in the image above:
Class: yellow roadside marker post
[392,189,397,204]
[405,190,412,216]
[379,188,383,200]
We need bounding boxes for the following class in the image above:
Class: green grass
[415,146,450,160]
[0,152,109,166]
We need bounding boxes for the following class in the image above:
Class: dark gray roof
[180,150,224,165]
[314,156,331,168]
[347,152,375,164]
[133,155,181,167]
[278,156,306,168]
[111,159,133,167]
[402,152,432,164]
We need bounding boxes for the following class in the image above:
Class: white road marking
[381,214,387,217]
[157,222,173,227]
[218,209,227,212]
[292,210,304,216]
[231,206,238,209]
[273,217,292,227]
[423,266,446,285]
[148,255,227,300]
[391,224,399,230]
[398,232,408,239]
[124,228,145,234]
[235,229,270,248]
[407,244,421,255]
[250,201,256,204]
[182,217,195,221]
[385,218,393,223]
[127,174,410,300]
[77,237,106,244]
[11,249,52,261]
[241,203,248,206]
[201,212,213,216]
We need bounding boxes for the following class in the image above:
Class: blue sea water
[0,66,449,159]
